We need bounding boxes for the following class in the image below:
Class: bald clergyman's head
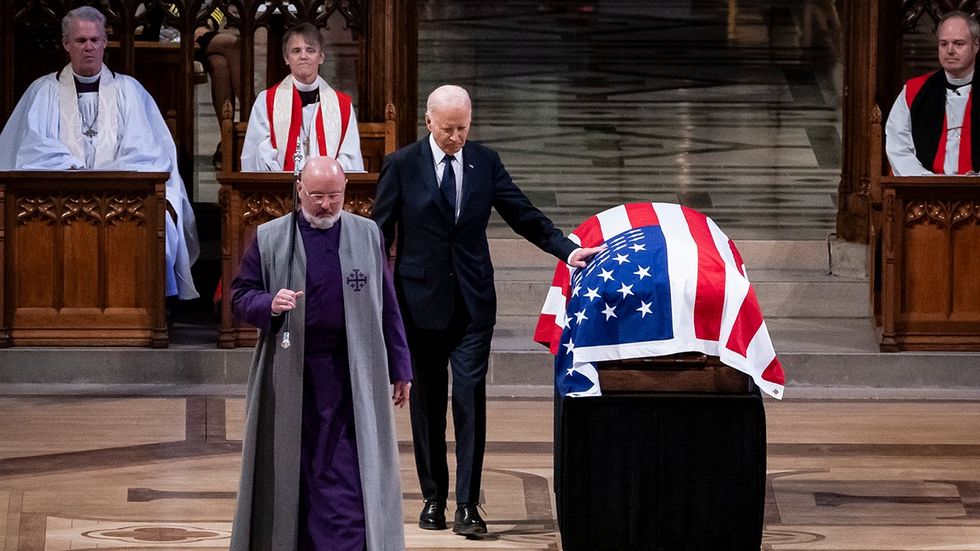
[297,157,347,229]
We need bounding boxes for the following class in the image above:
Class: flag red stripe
[625,202,659,228]
[534,265,571,350]
[726,286,764,357]
[573,215,604,247]
[533,313,559,353]
[683,206,725,341]
[762,356,785,385]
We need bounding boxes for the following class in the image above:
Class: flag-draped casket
[534,202,785,399]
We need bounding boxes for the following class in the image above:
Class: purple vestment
[232,215,411,551]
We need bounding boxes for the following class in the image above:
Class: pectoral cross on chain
[83,127,98,139]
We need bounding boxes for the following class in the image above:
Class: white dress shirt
[430,133,463,219]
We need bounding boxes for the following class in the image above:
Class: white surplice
[885,71,973,176]
[240,75,363,172]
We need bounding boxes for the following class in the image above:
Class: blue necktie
[441,155,457,212]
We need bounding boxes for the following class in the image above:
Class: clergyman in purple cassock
[229,157,411,551]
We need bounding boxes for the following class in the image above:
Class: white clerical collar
[72,69,102,84]
[294,77,320,92]
[946,71,973,87]
[429,133,462,164]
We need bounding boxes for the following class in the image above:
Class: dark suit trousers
[407,291,493,505]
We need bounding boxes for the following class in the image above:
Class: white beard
[303,209,340,229]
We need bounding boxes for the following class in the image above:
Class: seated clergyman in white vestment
[241,22,363,173]
[0,6,200,299]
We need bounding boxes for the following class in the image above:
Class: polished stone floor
[10,2,975,550]
[3,396,980,550]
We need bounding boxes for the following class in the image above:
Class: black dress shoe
[419,499,447,530]
[452,503,487,536]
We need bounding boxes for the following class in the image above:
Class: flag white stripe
[540,285,567,317]
[655,203,700,345]
[596,205,631,241]
[707,216,738,272]
[716,263,750,351]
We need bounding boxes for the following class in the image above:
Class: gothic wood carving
[17,193,147,225]
[880,177,980,351]
[905,198,980,227]
[1,171,169,347]
[241,192,290,226]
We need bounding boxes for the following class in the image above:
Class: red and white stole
[266,75,351,172]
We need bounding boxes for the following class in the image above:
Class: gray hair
[939,10,980,42]
[426,85,471,115]
[282,22,325,57]
[62,6,107,40]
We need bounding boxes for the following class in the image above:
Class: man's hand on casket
[567,245,606,268]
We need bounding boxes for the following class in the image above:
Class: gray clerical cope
[441,155,457,212]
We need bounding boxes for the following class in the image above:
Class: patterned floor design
[9,2,963,550]
[2,396,980,550]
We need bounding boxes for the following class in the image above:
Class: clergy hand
[568,245,606,268]
[271,289,304,314]
[392,381,411,408]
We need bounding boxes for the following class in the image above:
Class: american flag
[534,203,785,399]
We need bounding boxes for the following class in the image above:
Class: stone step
[0,239,911,397]
[489,316,980,393]
[489,238,834,272]
[492,315,881,355]
[4,337,980,399]
[489,238,868,318]
[493,268,870,318]
[3,317,978,398]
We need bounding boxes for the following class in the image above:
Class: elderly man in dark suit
[373,84,601,537]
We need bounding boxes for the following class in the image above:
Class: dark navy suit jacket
[373,137,577,330]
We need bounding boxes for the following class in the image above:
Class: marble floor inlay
[1,397,980,549]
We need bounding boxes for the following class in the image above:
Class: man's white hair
[426,85,471,115]
[62,6,107,40]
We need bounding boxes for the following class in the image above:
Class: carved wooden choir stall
[0,0,417,188]
[0,0,415,347]
[845,1,980,350]
[0,171,171,347]
[878,177,980,350]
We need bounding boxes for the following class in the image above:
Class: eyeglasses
[302,188,344,203]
